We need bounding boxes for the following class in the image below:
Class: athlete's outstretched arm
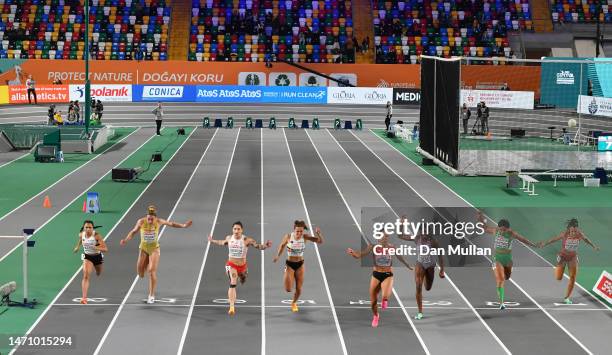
[158,218,193,229]
[346,244,373,259]
[121,219,143,246]
[273,234,290,263]
[476,212,497,235]
[95,233,108,253]
[394,254,413,270]
[247,237,272,250]
[511,230,538,248]
[432,238,445,278]
[208,235,228,246]
[73,234,82,253]
[304,226,323,244]
[540,232,564,248]
[579,230,600,251]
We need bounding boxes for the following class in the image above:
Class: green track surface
[459,136,596,151]
[0,127,194,353]
[374,129,612,306]
[0,128,136,219]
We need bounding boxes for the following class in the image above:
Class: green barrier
[356,119,363,130]
[245,117,253,129]
[203,116,210,128]
[288,117,296,129]
[226,116,234,128]
[334,118,341,129]
[269,117,277,129]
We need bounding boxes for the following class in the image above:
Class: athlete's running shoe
[228,305,236,316]
[80,298,88,305]
[564,298,573,305]
[381,299,388,310]
[371,314,379,328]
[291,302,299,313]
[147,295,155,304]
[499,303,506,310]
[414,312,423,320]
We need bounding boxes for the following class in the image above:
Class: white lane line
[369,128,612,311]
[0,128,145,265]
[260,127,266,355]
[327,130,511,354]
[354,129,595,355]
[282,128,348,355]
[92,127,213,355]
[50,303,610,311]
[8,127,196,355]
[0,152,30,169]
[303,129,430,355]
[0,127,140,224]
[176,128,240,355]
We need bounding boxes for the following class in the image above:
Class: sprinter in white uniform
[209,221,272,315]
[273,220,324,312]
[73,220,107,304]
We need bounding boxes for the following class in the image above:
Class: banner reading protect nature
[0,60,541,93]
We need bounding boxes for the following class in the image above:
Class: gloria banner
[460,90,534,109]
[69,84,132,102]
[9,85,69,104]
[327,87,393,105]
[577,95,612,118]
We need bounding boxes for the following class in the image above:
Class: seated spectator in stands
[501,83,510,91]
[52,78,63,85]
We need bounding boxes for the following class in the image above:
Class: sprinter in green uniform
[477,212,539,309]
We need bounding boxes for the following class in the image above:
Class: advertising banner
[0,86,8,104]
[134,85,197,102]
[327,87,393,105]
[392,88,421,105]
[9,85,69,104]
[460,90,534,109]
[195,85,327,104]
[69,84,132,102]
[577,95,612,118]
[540,58,589,108]
[592,270,612,303]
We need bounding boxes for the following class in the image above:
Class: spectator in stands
[52,78,63,85]
[26,75,37,104]
[461,103,471,135]
[385,101,393,131]
[588,80,593,96]
[152,102,164,135]
[53,111,64,125]
[74,101,81,122]
[361,38,368,54]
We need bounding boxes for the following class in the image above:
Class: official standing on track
[461,103,471,135]
[120,205,193,304]
[477,212,539,309]
[26,74,37,104]
[346,234,411,327]
[73,220,108,304]
[539,218,599,304]
[208,221,272,316]
[152,102,164,135]
[385,101,393,131]
[273,220,324,312]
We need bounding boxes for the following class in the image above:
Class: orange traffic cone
[43,195,52,208]
[82,200,87,212]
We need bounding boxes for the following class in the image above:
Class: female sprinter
[73,220,108,304]
[477,212,539,309]
[272,220,324,312]
[540,218,599,304]
[346,234,412,327]
[120,205,193,304]
[208,221,272,316]
[398,231,445,320]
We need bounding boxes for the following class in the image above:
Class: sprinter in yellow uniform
[121,205,192,303]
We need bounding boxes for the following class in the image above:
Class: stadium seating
[0,0,171,60]
[551,0,612,23]
[372,0,532,63]
[188,0,354,63]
